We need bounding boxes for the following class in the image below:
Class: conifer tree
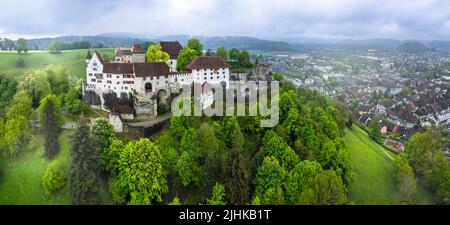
[223,147,250,205]
[38,94,62,159]
[69,120,99,205]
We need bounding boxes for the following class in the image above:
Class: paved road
[126,113,172,128]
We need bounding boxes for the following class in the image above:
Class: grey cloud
[0,0,449,40]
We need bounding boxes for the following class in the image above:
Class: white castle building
[83,42,230,117]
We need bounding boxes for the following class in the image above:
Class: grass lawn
[345,125,434,205]
[0,129,112,205]
[0,49,115,81]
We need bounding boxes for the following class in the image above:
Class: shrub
[16,58,25,68]
[42,160,66,195]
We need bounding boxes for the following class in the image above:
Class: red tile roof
[186,56,229,70]
[115,49,132,57]
[86,51,92,59]
[93,50,104,62]
[103,62,170,77]
[160,41,183,59]
[103,63,134,74]
[133,62,170,77]
[132,44,145,54]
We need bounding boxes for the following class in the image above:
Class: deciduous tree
[186,38,203,56]
[299,170,346,205]
[285,160,323,204]
[216,47,228,61]
[90,118,116,171]
[207,183,226,205]
[176,48,197,71]
[253,156,286,205]
[112,138,168,205]
[16,38,28,53]
[146,43,170,63]
[393,155,417,204]
[229,48,240,61]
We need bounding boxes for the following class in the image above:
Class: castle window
[145,83,152,92]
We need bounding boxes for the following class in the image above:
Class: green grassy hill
[0,130,112,205]
[0,49,114,80]
[346,125,433,204]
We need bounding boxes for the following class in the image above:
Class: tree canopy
[177,48,197,71]
[186,38,203,56]
[146,43,170,63]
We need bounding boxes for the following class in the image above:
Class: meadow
[0,129,112,204]
[0,49,115,80]
[345,126,433,204]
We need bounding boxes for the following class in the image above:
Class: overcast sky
[1,0,450,40]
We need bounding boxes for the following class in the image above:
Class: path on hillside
[126,113,172,128]
[353,125,394,161]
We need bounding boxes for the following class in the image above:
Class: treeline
[48,41,104,53]
[28,35,145,50]
[0,38,30,53]
[393,129,449,204]
[0,38,15,51]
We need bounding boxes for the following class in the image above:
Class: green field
[346,125,433,204]
[0,129,112,205]
[0,49,114,80]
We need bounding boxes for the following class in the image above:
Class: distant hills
[280,37,450,52]
[21,33,450,53]
[99,33,296,51]
[27,35,144,50]
[26,33,297,52]
[397,41,433,53]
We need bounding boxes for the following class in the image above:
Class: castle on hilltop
[82,42,230,119]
